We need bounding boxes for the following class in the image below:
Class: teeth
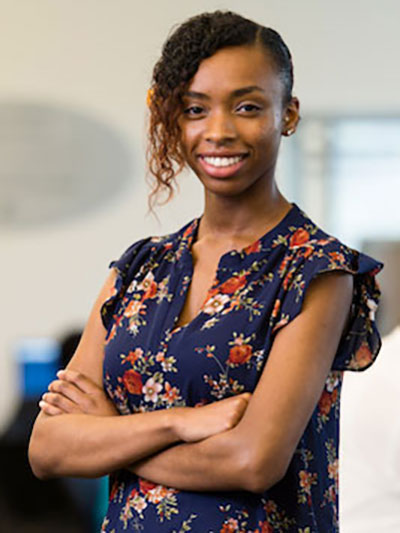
[203,155,244,167]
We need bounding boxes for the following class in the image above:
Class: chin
[202,179,255,199]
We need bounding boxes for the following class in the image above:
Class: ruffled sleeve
[271,236,383,371]
[100,237,152,331]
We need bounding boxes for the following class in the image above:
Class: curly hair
[147,10,294,208]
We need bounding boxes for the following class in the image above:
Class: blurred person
[28,11,383,532]
[340,325,400,532]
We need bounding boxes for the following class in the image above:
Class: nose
[204,110,237,145]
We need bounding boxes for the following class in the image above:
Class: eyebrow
[184,86,265,100]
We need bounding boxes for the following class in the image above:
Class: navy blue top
[100,204,382,532]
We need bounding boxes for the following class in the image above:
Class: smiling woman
[28,10,383,533]
[177,45,299,195]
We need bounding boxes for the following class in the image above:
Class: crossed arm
[29,268,353,493]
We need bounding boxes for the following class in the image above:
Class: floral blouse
[100,203,382,532]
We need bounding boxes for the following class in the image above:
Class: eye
[236,103,261,114]
[183,105,205,117]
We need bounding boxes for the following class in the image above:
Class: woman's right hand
[173,392,251,443]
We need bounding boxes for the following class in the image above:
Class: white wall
[1,0,399,428]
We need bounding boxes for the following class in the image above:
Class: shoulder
[270,205,383,371]
[110,217,199,281]
[272,205,382,278]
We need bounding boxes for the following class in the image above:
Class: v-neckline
[170,203,299,335]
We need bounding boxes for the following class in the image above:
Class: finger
[57,369,99,394]
[48,379,85,405]
[42,392,81,414]
[39,400,64,416]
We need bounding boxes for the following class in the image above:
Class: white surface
[340,327,400,532]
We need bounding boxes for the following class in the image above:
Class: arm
[28,269,250,479]
[130,271,353,493]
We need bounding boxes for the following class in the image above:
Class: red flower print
[271,299,281,319]
[107,324,117,343]
[352,342,373,368]
[318,238,331,245]
[299,470,318,500]
[258,522,274,533]
[264,500,277,514]
[143,280,157,300]
[182,222,196,240]
[228,344,253,365]
[124,299,142,318]
[163,382,179,404]
[122,369,143,395]
[289,228,310,247]
[122,348,143,365]
[301,245,314,259]
[244,240,261,255]
[139,478,157,494]
[328,458,339,484]
[128,488,139,500]
[331,388,338,404]
[318,390,332,416]
[283,270,294,290]
[220,275,247,294]
[220,518,239,533]
[109,479,119,501]
[278,254,293,276]
[329,251,345,264]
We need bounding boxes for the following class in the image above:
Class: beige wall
[1,0,399,427]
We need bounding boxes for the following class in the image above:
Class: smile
[197,153,248,178]
[201,155,247,168]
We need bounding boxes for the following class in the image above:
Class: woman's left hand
[39,369,119,417]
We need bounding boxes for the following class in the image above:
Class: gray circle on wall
[0,101,133,229]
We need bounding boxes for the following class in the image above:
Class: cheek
[251,123,279,149]
[178,123,199,157]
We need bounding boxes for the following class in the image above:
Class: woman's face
[178,44,299,198]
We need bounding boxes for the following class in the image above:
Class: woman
[29,11,383,532]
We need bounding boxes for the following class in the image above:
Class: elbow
[28,441,57,480]
[245,466,286,494]
[28,422,61,480]
[239,448,289,494]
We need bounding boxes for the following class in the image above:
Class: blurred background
[1,0,399,531]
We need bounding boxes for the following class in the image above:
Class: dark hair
[147,10,294,207]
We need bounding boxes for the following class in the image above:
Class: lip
[197,153,249,179]
[198,151,249,157]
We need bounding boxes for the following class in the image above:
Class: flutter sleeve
[272,235,383,371]
[100,237,152,331]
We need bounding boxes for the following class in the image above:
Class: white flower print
[137,271,155,292]
[203,293,230,315]
[367,297,378,321]
[325,372,341,393]
[142,377,162,403]
[132,494,148,513]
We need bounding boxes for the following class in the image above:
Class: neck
[199,180,292,242]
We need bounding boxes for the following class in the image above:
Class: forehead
[186,45,282,96]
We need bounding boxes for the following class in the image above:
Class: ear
[282,97,300,137]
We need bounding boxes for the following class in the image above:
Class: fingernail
[39,400,45,408]
[57,370,65,377]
